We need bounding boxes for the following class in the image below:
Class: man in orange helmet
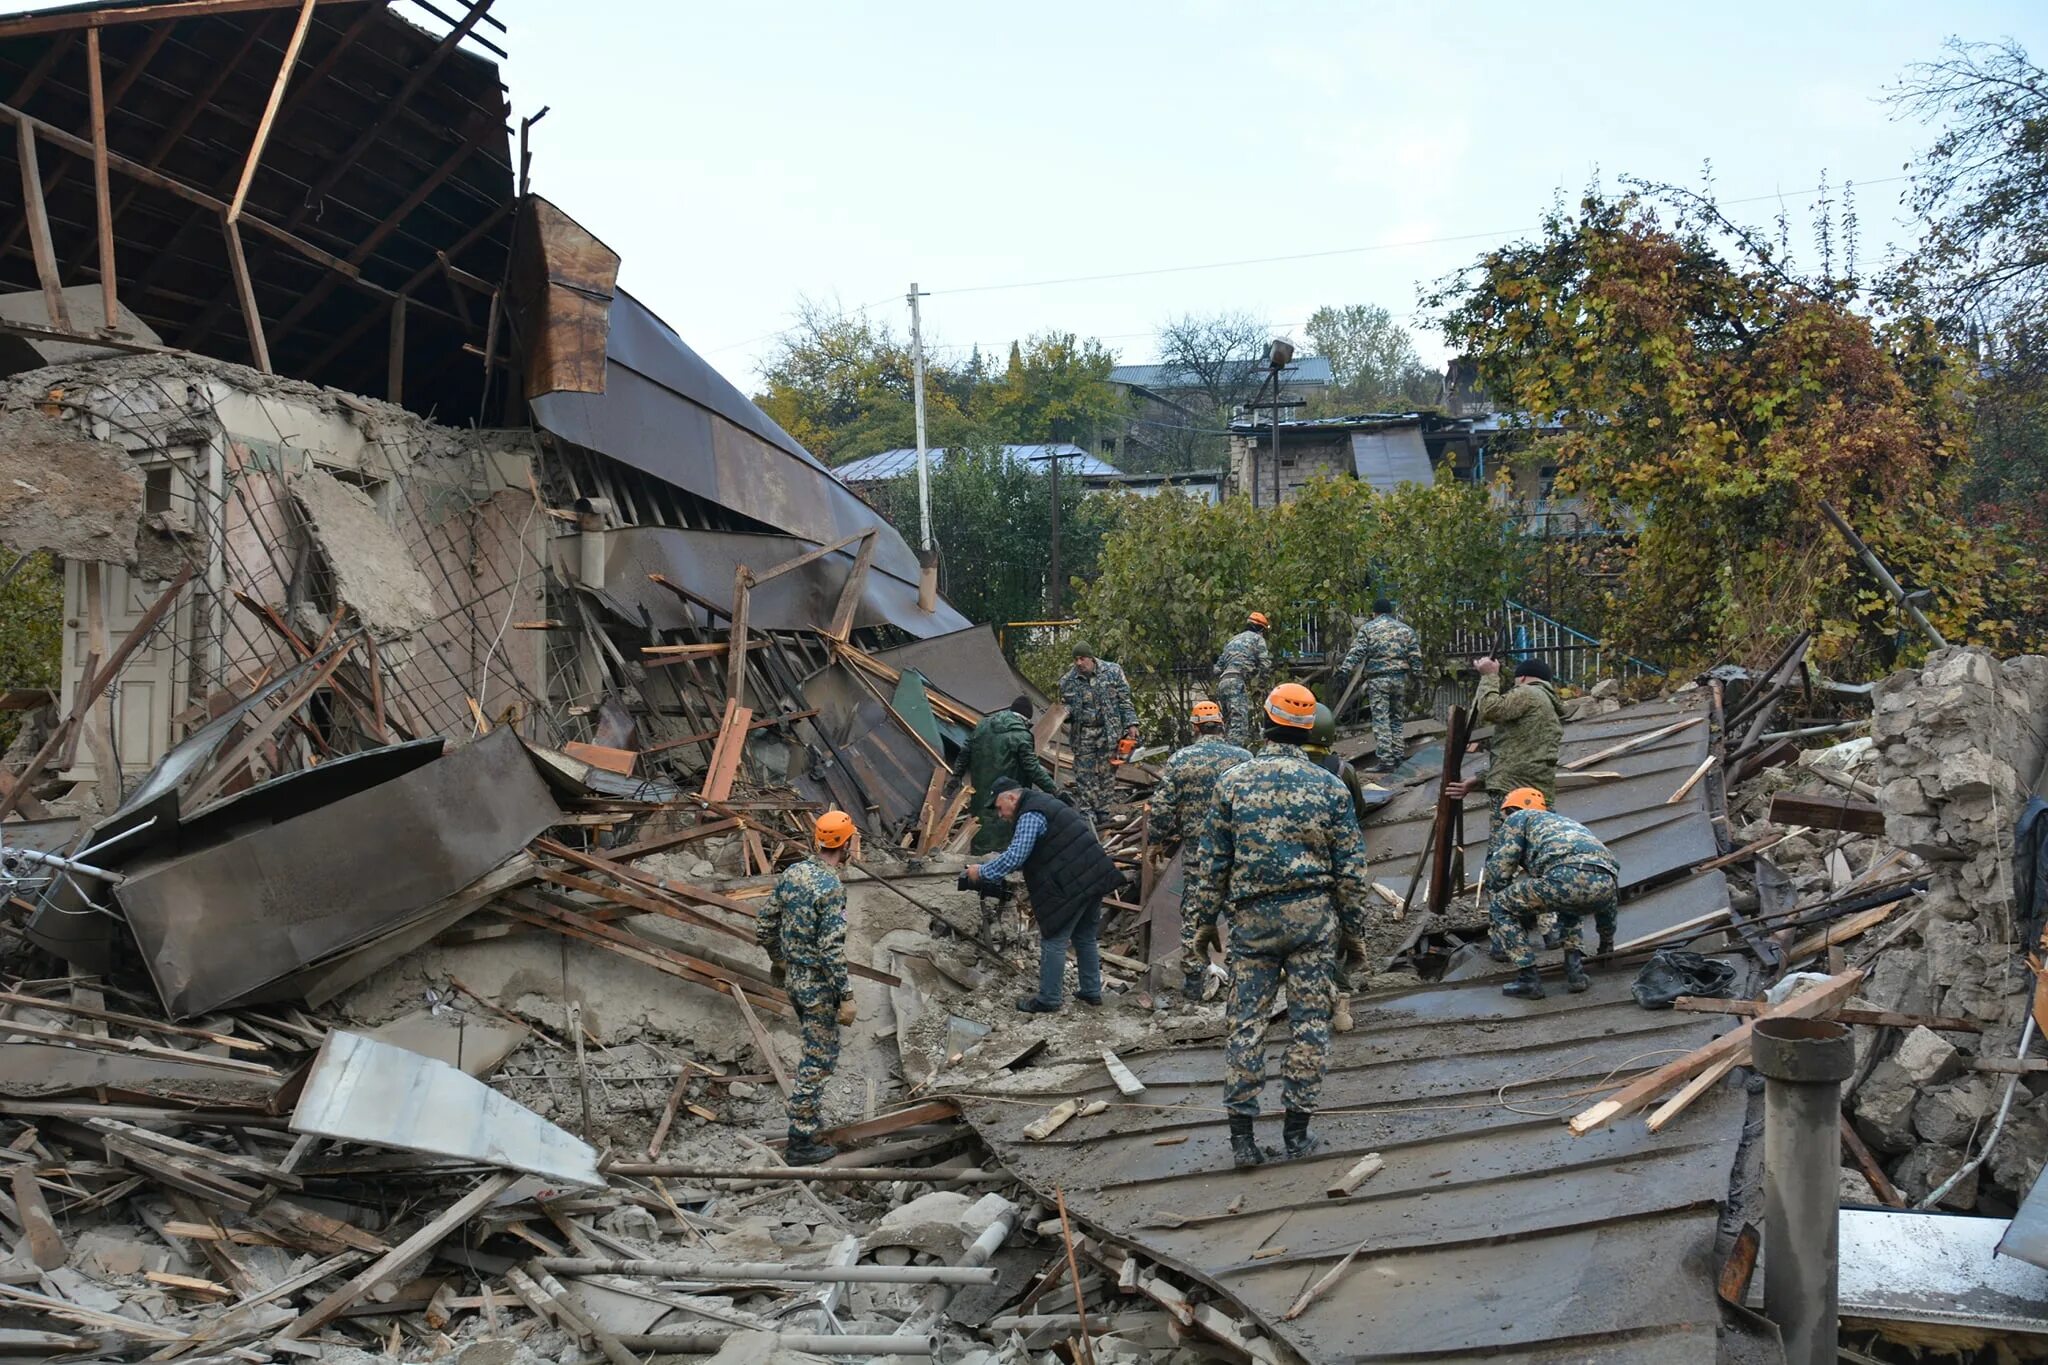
[1149,699,1252,997]
[1212,611,1274,749]
[1185,682,1373,1167]
[1486,788,1619,1000]
[756,810,860,1164]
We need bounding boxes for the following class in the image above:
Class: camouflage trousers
[1365,676,1405,765]
[1070,725,1117,820]
[1491,865,1619,969]
[785,1002,842,1141]
[1217,673,1255,750]
[1222,919,1338,1117]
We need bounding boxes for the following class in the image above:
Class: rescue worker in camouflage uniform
[1451,656,1566,960]
[1058,643,1139,824]
[1333,599,1424,771]
[1486,788,1619,999]
[1148,700,1252,996]
[756,810,861,1165]
[1303,703,1369,1035]
[1211,612,1274,750]
[965,695,1057,855]
[1186,683,1373,1168]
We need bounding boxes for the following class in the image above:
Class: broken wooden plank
[10,1164,62,1269]
[1766,791,1886,836]
[1645,1050,1742,1134]
[1782,904,1897,963]
[729,986,791,1098]
[1562,714,1705,771]
[277,1171,516,1340]
[814,1100,960,1149]
[1324,1153,1385,1198]
[562,741,635,776]
[146,1269,233,1299]
[1665,755,1716,805]
[1024,1099,1081,1141]
[1840,1115,1906,1207]
[1100,1051,1145,1098]
[699,700,753,803]
[1569,969,1863,1136]
[1283,1238,1368,1321]
[1672,998,1981,1033]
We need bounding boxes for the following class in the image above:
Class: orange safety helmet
[1247,611,1271,630]
[1264,682,1317,729]
[1501,787,1548,813]
[814,810,857,848]
[1190,700,1224,724]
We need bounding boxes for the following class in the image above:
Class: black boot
[1565,949,1590,994]
[1283,1110,1320,1160]
[1597,931,1615,957]
[785,1130,838,1166]
[1228,1113,1264,1169]
[1501,967,1545,999]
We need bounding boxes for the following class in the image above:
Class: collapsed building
[0,5,2046,1364]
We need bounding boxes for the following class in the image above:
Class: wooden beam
[0,0,358,38]
[182,636,360,808]
[386,292,407,403]
[1672,997,1981,1033]
[700,700,752,804]
[725,568,752,708]
[814,1100,961,1149]
[750,531,869,588]
[277,1171,515,1340]
[0,102,361,282]
[730,985,790,1097]
[227,0,318,224]
[14,119,68,331]
[1563,714,1705,771]
[85,27,118,331]
[1766,792,1885,836]
[221,215,271,373]
[824,531,878,642]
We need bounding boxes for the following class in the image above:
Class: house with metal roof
[832,443,1123,486]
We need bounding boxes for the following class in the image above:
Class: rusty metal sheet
[512,195,620,399]
[872,625,1048,716]
[530,290,923,582]
[960,968,1746,1362]
[569,526,969,640]
[114,729,560,1019]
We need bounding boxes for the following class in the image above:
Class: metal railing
[1446,600,1665,687]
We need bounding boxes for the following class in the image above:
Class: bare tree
[1155,311,1274,413]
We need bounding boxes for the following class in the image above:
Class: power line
[703,171,1914,356]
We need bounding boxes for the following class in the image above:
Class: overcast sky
[12,0,2043,390]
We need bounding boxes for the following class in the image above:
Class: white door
[58,558,190,783]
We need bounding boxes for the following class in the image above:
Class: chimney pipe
[1751,1017,1854,1365]
[917,547,938,614]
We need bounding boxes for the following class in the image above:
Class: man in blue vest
[966,776,1125,1014]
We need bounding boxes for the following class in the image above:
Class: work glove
[1191,923,1220,961]
[836,997,857,1027]
[1341,934,1369,970]
[769,961,787,989]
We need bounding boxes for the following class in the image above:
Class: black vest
[1013,789,1123,939]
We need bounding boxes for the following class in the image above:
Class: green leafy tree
[752,301,975,464]
[976,333,1121,447]
[1428,188,2041,672]
[860,445,1114,628]
[1304,304,1441,411]
[0,549,63,748]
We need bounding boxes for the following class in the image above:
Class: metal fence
[1445,600,1665,687]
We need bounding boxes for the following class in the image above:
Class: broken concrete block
[1892,1144,1978,1211]
[1838,1169,1878,1205]
[69,1227,172,1279]
[1914,1081,1991,1148]
[0,409,146,564]
[1894,1027,1964,1086]
[1852,1059,1920,1154]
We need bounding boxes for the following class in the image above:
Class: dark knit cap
[1514,657,1554,681]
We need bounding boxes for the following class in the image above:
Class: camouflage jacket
[1185,745,1372,946]
[1485,807,1619,886]
[1339,614,1423,680]
[756,857,849,1007]
[1059,660,1138,733]
[1211,629,1272,682]
[1150,735,1252,846]
[1476,674,1564,800]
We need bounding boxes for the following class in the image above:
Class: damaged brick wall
[1853,646,2048,1210]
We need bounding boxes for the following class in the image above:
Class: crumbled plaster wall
[1852,646,2048,1211]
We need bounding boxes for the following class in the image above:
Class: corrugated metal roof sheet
[959,966,1745,1362]
[1350,425,1433,491]
[959,696,1750,1362]
[831,444,1121,484]
[1112,358,1335,388]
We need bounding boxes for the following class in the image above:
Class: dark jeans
[1035,901,1104,1005]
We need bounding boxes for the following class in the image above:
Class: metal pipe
[614,1333,935,1357]
[600,1163,996,1183]
[1921,1014,2037,1209]
[920,1196,1020,1319]
[535,1257,997,1287]
[1750,1017,1855,1365]
[0,846,127,884]
[1818,499,1946,648]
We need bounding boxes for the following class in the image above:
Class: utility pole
[907,283,932,551]
[1047,451,1063,616]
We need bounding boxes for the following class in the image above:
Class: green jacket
[1476,674,1564,804]
[966,710,1056,853]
